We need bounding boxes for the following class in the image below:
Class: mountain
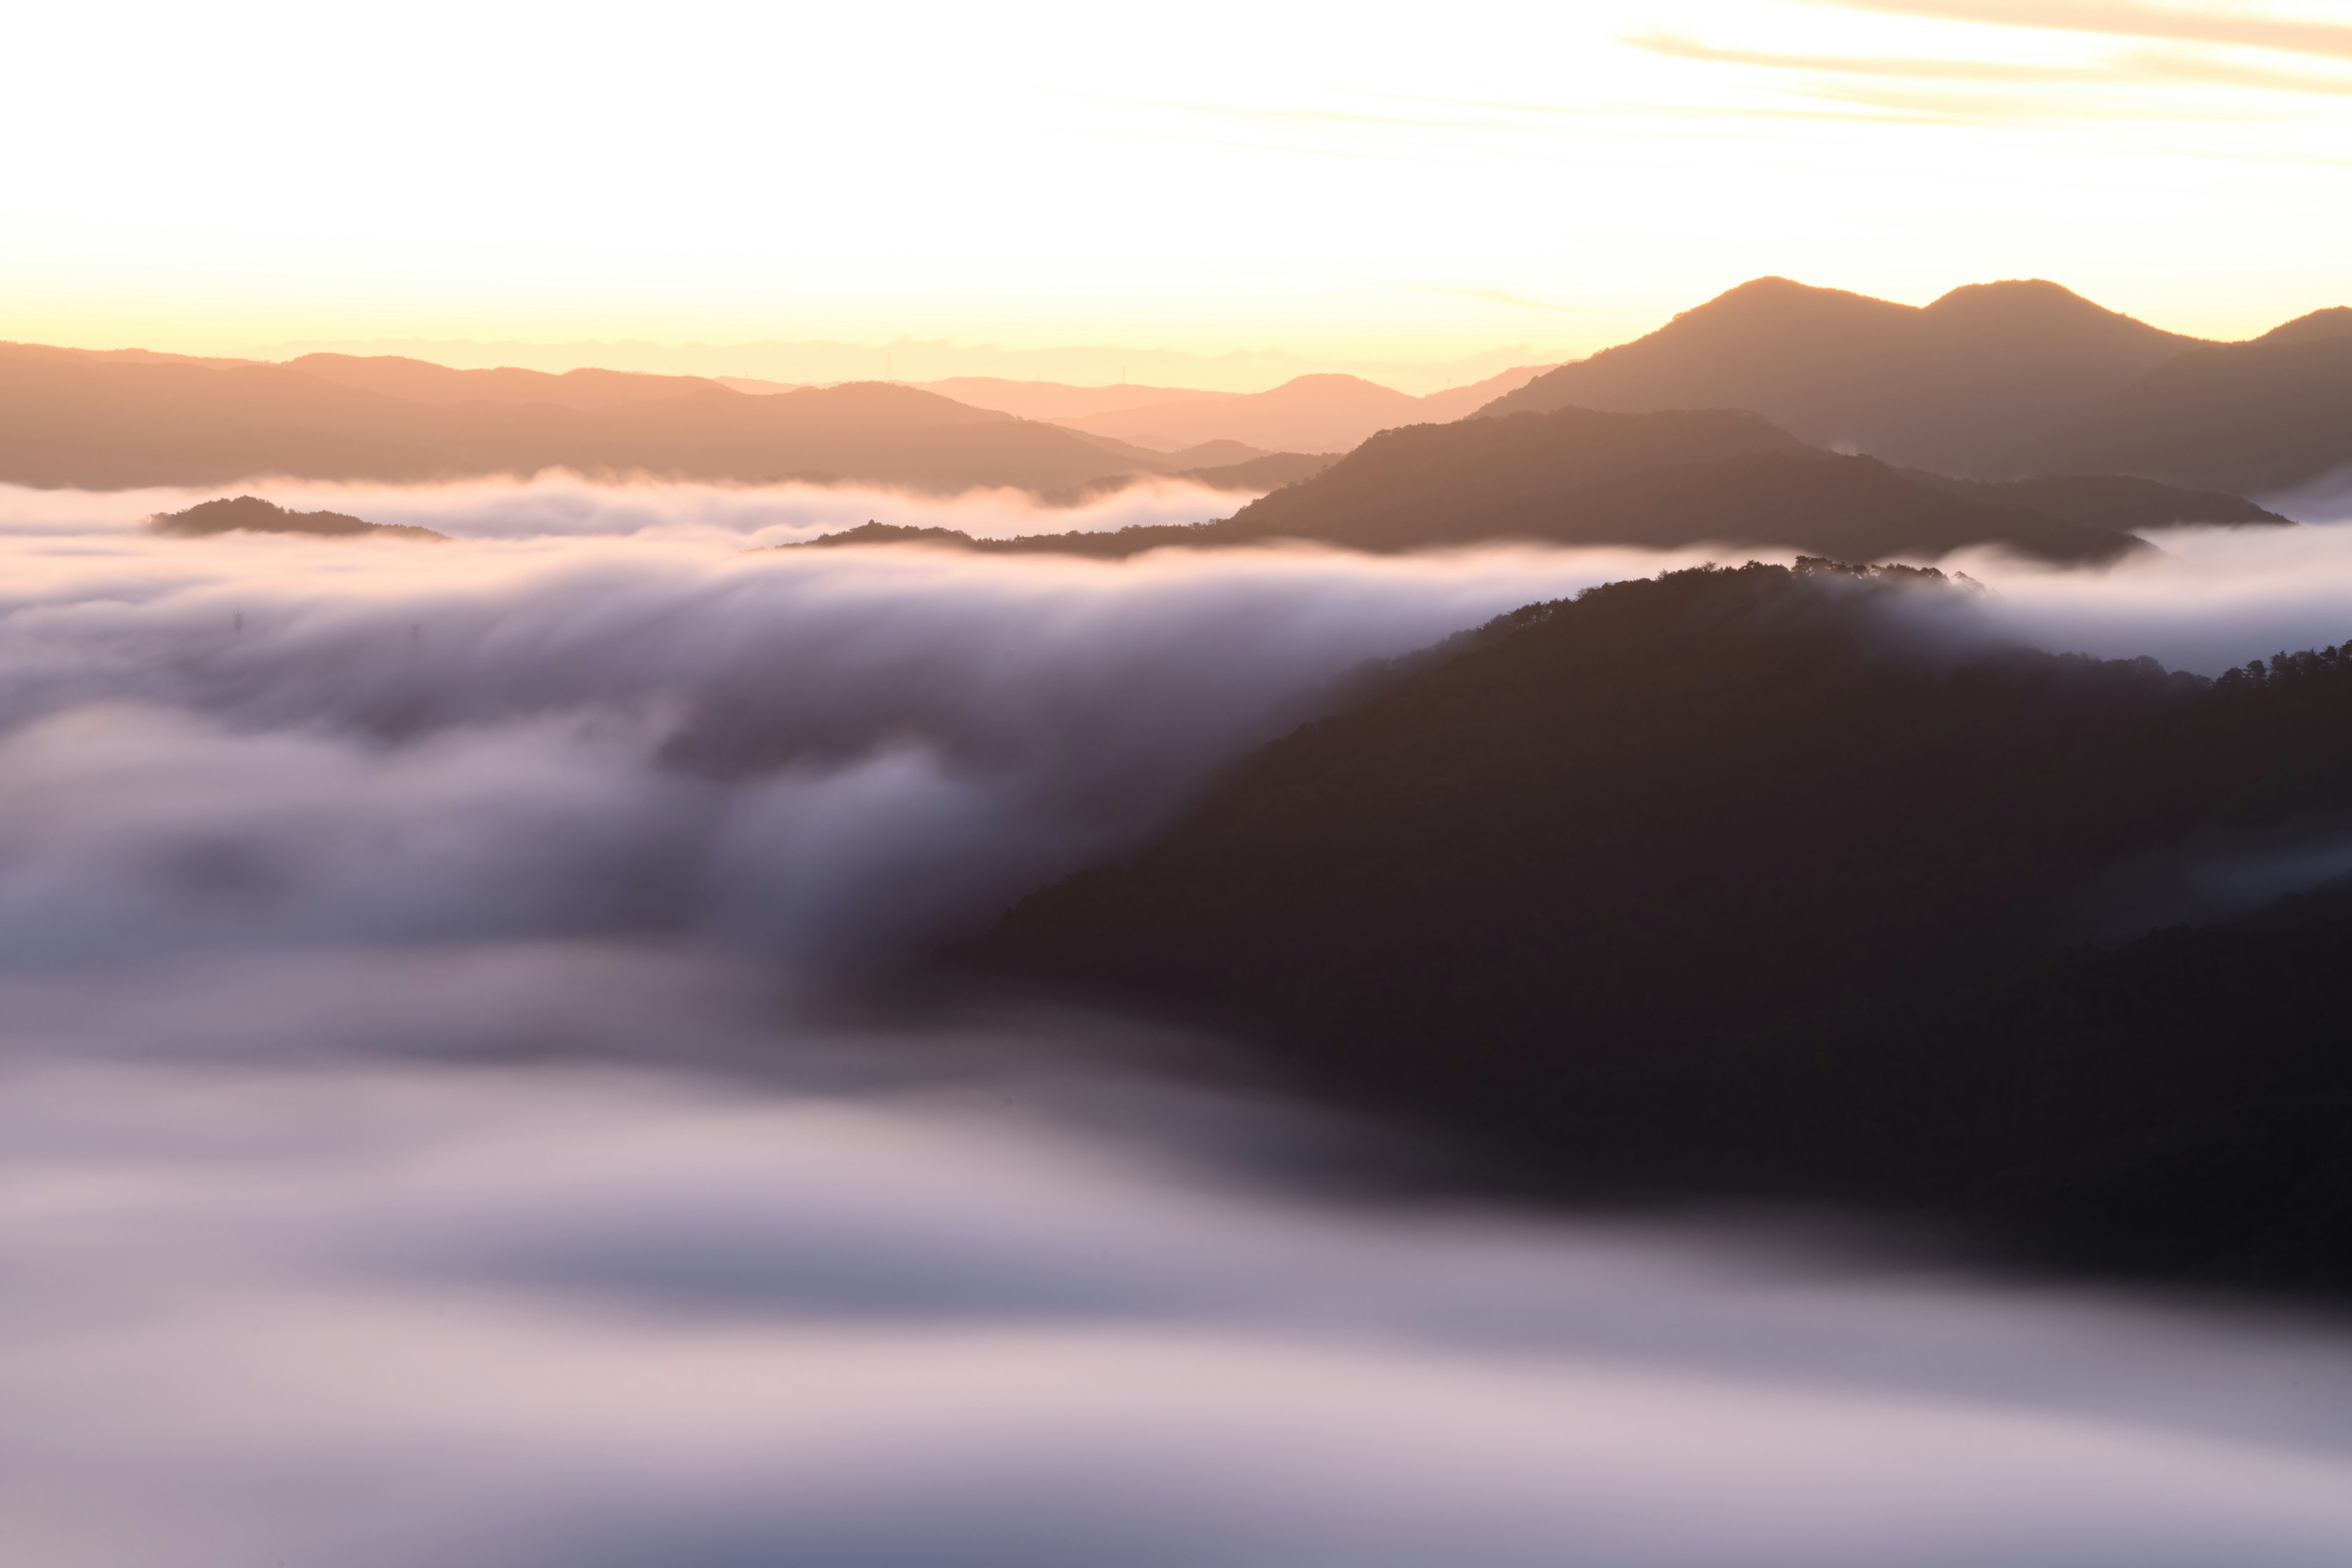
[1479,277,2204,476]
[1055,366,1554,454]
[149,495,447,540]
[1207,407,2159,562]
[1903,472,2287,530]
[281,354,728,410]
[0,344,1298,495]
[794,406,2277,564]
[1183,451,1334,492]
[2026,311,2352,494]
[964,562,2352,1287]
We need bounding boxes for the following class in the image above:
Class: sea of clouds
[6,481,2352,1566]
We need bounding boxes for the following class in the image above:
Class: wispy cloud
[1629,29,2100,84]
[1803,1,2352,62]
[1626,21,2352,120]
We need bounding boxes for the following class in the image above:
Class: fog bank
[8,484,2352,1564]
[0,472,1253,545]
[9,949,2352,1568]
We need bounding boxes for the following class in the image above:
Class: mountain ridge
[1477,277,2204,476]
[0,344,1326,497]
[961,560,2352,1287]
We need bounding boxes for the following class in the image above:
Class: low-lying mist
[0,471,1253,545]
[8,481,2352,1566]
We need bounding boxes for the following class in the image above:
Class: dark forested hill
[1213,407,2151,561]
[1477,278,2202,475]
[966,562,2352,1286]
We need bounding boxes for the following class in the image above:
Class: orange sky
[6,0,2348,391]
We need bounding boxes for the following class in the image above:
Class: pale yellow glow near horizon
[5,0,2348,391]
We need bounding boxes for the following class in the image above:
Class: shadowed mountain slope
[0,345,1280,495]
[1904,472,2288,530]
[965,562,2352,1287]
[1213,407,2146,561]
[2027,311,2352,494]
[1480,277,2203,475]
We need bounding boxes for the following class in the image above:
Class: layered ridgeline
[1479,277,2352,491]
[794,407,2285,564]
[0,344,1326,496]
[966,562,2352,1286]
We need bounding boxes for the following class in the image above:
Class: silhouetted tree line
[965,562,2352,1292]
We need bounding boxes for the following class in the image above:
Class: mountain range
[0,344,1324,496]
[792,405,2282,564]
[18,274,2350,505]
[1482,277,2352,492]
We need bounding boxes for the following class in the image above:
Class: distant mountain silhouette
[965,561,2352,1287]
[149,495,446,540]
[2026,310,2352,494]
[1055,366,1553,454]
[1215,406,2156,561]
[1480,277,2203,476]
[793,406,2279,564]
[282,355,727,410]
[0,344,1327,497]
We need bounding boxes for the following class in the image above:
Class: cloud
[1804,1,2352,63]
[0,505,1675,970]
[6,951,2352,1567]
[10,484,2352,1563]
[1624,24,2352,119]
[1629,29,2101,83]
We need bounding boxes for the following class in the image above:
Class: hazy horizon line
[20,333,1580,399]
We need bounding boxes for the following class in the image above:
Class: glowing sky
[6,0,2348,388]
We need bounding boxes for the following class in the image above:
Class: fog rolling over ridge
[11,485,2352,1565]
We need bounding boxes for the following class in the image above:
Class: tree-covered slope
[966,562,2352,1285]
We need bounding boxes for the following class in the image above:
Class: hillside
[1905,472,2288,530]
[0,344,1303,496]
[965,562,2352,1286]
[1479,277,2203,475]
[1215,406,2151,561]
[794,406,2280,564]
[2027,311,2352,494]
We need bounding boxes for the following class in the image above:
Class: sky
[6,0,2350,390]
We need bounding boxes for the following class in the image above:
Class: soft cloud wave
[8,483,2352,1566]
